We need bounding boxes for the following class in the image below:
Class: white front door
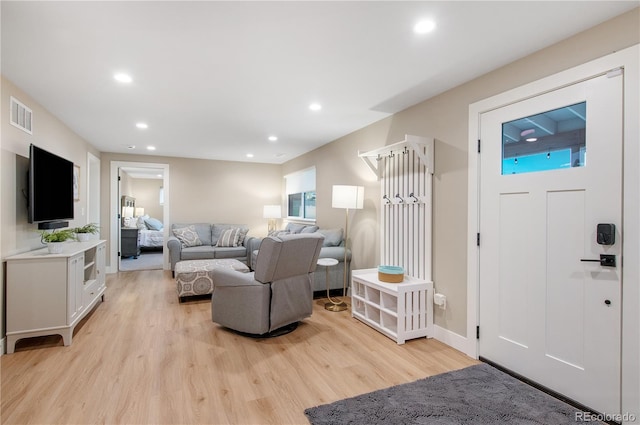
[478,70,623,415]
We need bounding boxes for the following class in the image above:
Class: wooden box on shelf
[351,268,433,344]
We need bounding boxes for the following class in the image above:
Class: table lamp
[263,205,282,233]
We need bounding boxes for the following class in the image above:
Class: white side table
[317,258,346,311]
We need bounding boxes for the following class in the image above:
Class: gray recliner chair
[210,233,324,336]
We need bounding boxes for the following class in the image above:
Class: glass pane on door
[502,102,586,175]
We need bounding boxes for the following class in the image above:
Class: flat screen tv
[28,144,74,227]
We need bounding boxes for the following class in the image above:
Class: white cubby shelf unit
[351,269,433,344]
[353,135,435,343]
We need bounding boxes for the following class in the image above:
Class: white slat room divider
[359,135,434,281]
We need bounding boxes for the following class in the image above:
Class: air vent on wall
[10,96,33,134]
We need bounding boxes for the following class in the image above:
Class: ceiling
[2,1,637,164]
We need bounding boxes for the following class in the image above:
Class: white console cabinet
[5,240,106,353]
[351,268,433,344]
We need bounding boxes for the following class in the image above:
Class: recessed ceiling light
[127,145,136,150]
[309,103,322,111]
[268,135,278,142]
[147,146,156,151]
[414,19,436,34]
[136,122,148,129]
[526,138,538,142]
[114,73,133,83]
[246,153,254,158]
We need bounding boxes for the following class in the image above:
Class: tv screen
[28,144,74,224]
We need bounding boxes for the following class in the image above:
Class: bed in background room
[121,195,165,251]
[138,221,165,249]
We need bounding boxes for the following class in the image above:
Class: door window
[502,102,586,175]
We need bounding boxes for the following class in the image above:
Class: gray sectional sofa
[167,223,255,275]
[248,223,351,294]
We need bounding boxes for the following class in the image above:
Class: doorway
[467,46,639,420]
[119,166,166,271]
[109,161,170,273]
[478,72,622,415]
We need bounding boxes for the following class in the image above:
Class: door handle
[580,254,616,267]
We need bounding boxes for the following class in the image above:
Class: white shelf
[5,240,107,353]
[351,268,433,344]
[358,135,434,180]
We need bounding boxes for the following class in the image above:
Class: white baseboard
[1,337,5,356]
[433,325,475,358]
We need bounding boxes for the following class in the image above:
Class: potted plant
[40,229,76,253]
[73,223,100,242]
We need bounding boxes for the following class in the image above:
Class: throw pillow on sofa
[317,228,343,247]
[173,225,203,248]
[217,227,242,247]
[284,223,318,234]
[268,229,290,237]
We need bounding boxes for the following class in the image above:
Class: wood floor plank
[1,269,477,424]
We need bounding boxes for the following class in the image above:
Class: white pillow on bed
[137,215,149,230]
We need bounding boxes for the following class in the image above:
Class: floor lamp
[326,185,364,312]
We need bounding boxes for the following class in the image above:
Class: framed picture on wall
[73,165,80,201]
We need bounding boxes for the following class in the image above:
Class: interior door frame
[86,152,101,225]
[467,45,639,417]
[108,160,170,273]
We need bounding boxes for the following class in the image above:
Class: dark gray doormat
[304,363,602,424]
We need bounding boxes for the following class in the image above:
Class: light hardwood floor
[1,269,477,425]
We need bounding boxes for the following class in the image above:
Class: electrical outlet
[434,293,447,310]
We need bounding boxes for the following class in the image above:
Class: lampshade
[134,207,145,217]
[332,185,364,209]
[122,206,134,218]
[263,205,282,219]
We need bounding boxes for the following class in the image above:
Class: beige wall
[0,76,101,343]
[99,153,282,268]
[119,170,133,200]
[284,8,640,336]
[129,178,163,220]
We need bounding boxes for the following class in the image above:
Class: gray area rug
[120,251,163,271]
[305,363,596,425]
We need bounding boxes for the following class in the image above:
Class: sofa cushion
[217,228,241,247]
[212,224,248,246]
[284,223,305,234]
[172,223,212,246]
[317,228,343,247]
[268,229,290,237]
[173,225,203,248]
[180,245,216,260]
[284,223,319,234]
[214,246,247,259]
[319,246,350,261]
